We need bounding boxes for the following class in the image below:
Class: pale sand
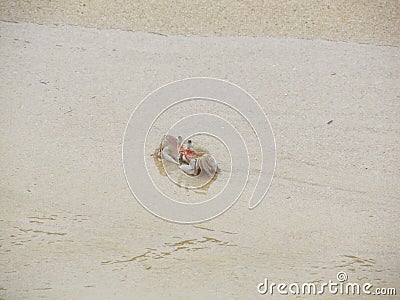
[0,3,400,300]
[1,21,399,299]
[0,0,399,46]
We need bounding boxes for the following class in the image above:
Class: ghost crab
[154,134,220,176]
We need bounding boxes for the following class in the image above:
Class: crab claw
[180,154,219,177]
[162,147,179,164]
[156,134,181,164]
[180,159,199,175]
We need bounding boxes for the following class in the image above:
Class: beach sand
[0,0,399,46]
[0,2,399,299]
